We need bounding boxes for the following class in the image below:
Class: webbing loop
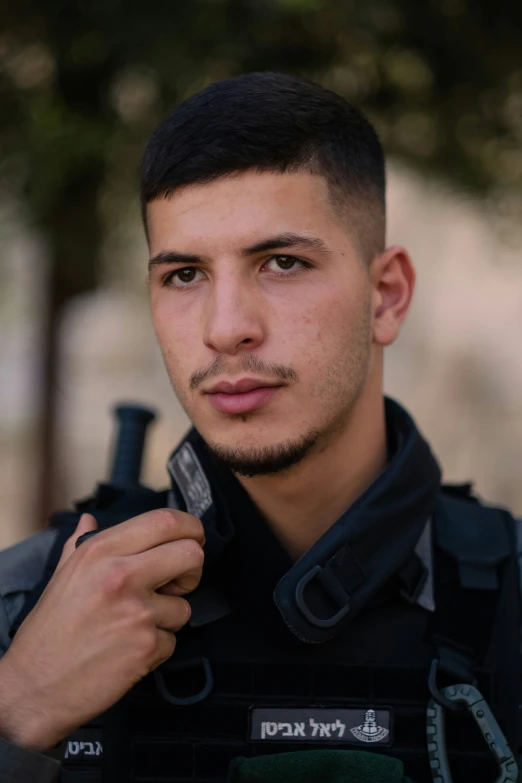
[154,656,214,706]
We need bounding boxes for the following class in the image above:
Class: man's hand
[0,508,205,752]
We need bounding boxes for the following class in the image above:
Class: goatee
[204,429,322,477]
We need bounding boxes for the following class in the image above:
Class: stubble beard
[204,424,325,477]
[161,299,373,478]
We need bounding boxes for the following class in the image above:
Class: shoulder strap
[432,487,516,678]
[432,488,522,754]
[435,489,512,590]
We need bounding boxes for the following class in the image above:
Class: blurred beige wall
[1,162,521,548]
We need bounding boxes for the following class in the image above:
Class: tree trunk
[34,164,104,526]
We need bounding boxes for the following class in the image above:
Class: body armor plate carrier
[10,402,522,783]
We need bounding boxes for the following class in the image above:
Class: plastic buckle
[154,656,214,706]
[426,680,518,783]
[295,564,351,629]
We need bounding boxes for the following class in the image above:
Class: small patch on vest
[63,728,103,764]
[250,707,392,746]
[168,443,212,518]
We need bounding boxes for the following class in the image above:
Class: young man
[0,73,519,783]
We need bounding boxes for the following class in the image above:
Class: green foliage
[0,0,521,258]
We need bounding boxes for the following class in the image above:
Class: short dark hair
[141,72,386,261]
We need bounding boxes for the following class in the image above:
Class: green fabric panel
[228,749,412,783]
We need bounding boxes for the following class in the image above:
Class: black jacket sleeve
[0,736,62,783]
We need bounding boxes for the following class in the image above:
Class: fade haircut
[141,72,386,262]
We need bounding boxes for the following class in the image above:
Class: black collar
[168,398,441,644]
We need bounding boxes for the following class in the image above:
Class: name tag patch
[250,707,393,746]
[63,728,103,764]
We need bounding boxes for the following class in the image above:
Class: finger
[151,628,177,669]
[57,514,98,570]
[150,593,192,632]
[132,538,204,592]
[157,580,194,597]
[82,508,205,558]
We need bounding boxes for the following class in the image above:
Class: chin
[203,425,322,478]
[208,418,293,449]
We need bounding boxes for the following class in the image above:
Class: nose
[203,274,264,356]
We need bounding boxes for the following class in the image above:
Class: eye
[164,267,205,288]
[264,255,307,273]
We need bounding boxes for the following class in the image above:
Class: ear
[370,246,416,346]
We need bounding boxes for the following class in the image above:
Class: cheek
[293,290,358,361]
[288,289,371,401]
[151,299,197,376]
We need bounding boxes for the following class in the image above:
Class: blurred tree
[0,0,521,522]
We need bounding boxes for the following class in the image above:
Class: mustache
[189,355,299,391]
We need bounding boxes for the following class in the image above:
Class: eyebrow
[243,233,333,257]
[147,232,332,271]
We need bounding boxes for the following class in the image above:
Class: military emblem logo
[350,709,390,743]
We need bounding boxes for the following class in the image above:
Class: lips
[205,378,283,414]
[207,378,281,395]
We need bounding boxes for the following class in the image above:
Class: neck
[236,388,388,560]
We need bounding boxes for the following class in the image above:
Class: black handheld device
[75,403,157,548]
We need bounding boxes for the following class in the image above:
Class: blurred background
[1,0,521,548]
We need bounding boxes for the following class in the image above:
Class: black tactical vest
[12,400,522,783]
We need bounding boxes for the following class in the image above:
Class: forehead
[146,170,355,256]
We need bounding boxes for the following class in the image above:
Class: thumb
[56,513,98,570]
